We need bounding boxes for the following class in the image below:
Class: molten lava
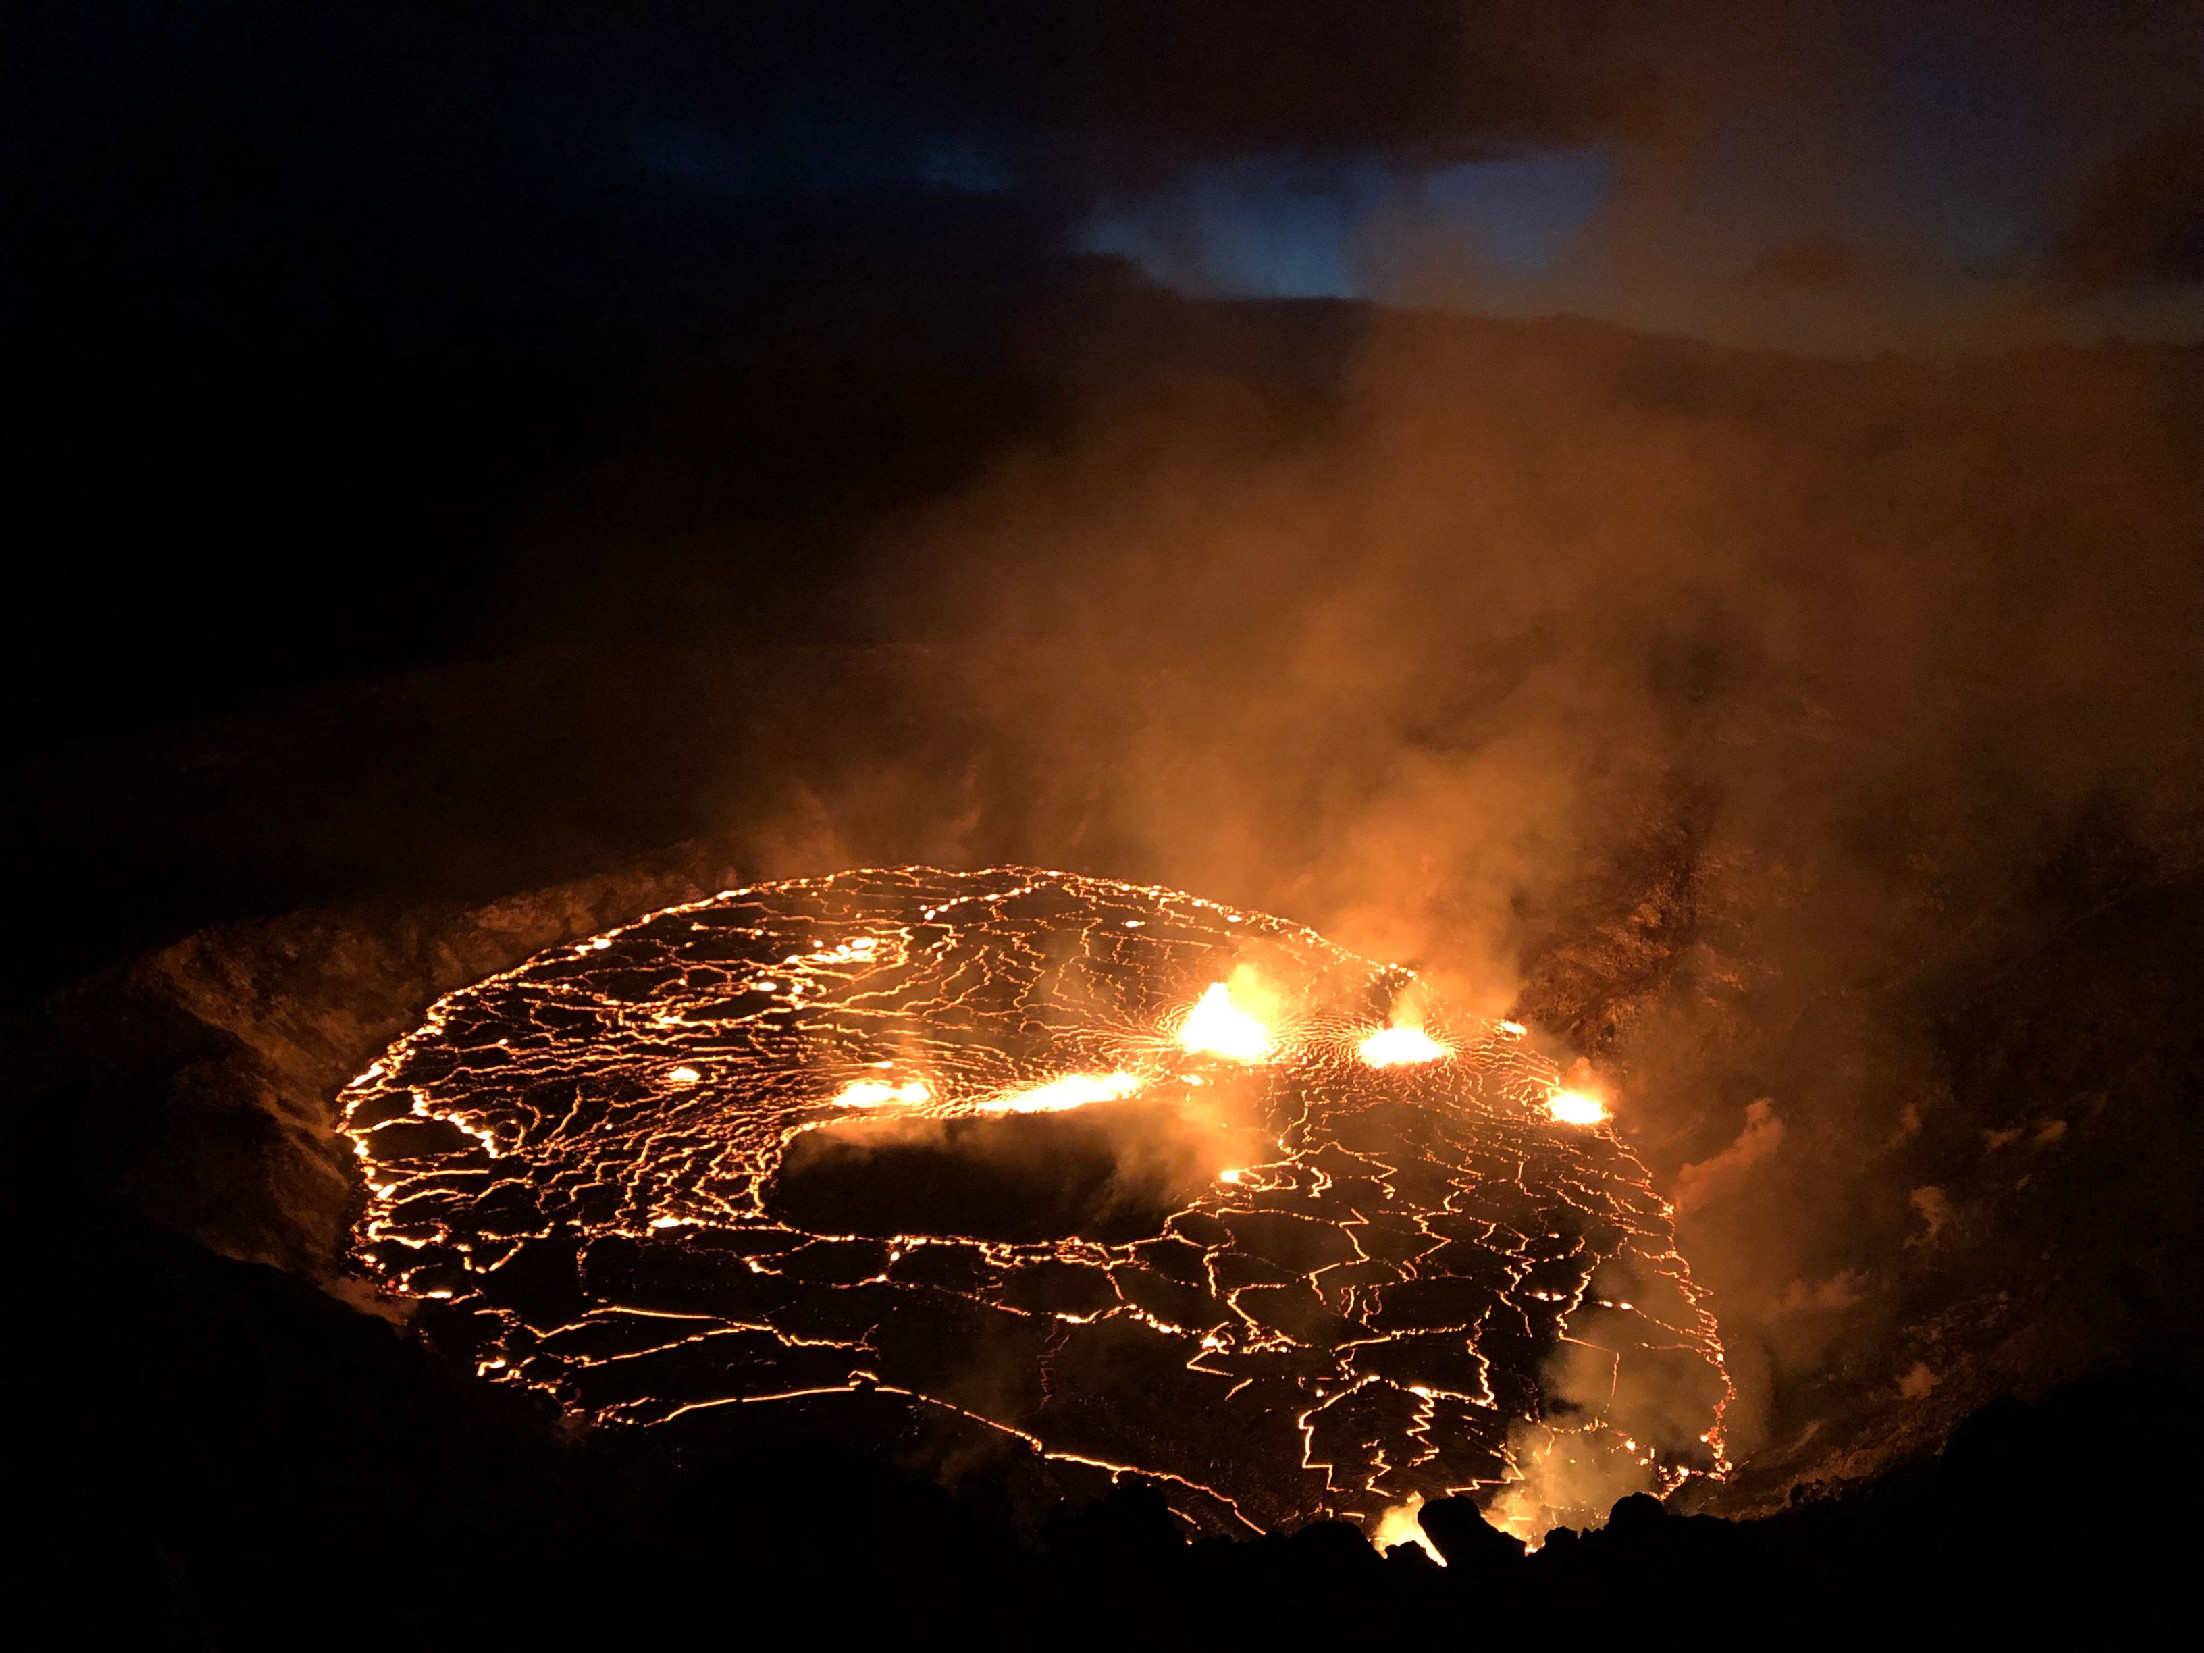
[833,1077,932,1108]
[1359,1025,1447,1067]
[341,867,1726,1539]
[1179,978,1276,1062]
[1546,1091,1609,1126]
[979,1070,1142,1113]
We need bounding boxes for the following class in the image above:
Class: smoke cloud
[730,306,2204,1502]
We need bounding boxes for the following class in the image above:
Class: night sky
[13,4,2202,735]
[22,5,2203,346]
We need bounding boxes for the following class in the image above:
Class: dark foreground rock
[21,1210,2194,1647]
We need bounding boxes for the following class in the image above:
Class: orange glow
[1180,980,1274,1061]
[1359,1025,1447,1067]
[1547,1090,1608,1126]
[1370,1493,1445,1564]
[341,867,1730,1544]
[832,1077,932,1108]
[976,1070,1139,1114]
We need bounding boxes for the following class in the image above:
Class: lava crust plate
[342,867,1728,1535]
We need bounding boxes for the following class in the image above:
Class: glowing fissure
[978,1070,1141,1113]
[341,867,1728,1540]
[832,1077,932,1108]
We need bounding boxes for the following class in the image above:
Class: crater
[338,867,1729,1536]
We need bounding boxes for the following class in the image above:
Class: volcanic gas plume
[343,867,1727,1537]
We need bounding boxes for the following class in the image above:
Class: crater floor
[343,867,1728,1535]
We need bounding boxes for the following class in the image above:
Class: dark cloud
[2049,118,2204,292]
[625,1,1684,167]
[17,2,2204,368]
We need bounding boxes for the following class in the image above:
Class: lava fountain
[341,867,1728,1537]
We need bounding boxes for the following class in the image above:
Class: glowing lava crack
[342,867,1728,1538]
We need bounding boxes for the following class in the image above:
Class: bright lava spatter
[341,868,1729,1537]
